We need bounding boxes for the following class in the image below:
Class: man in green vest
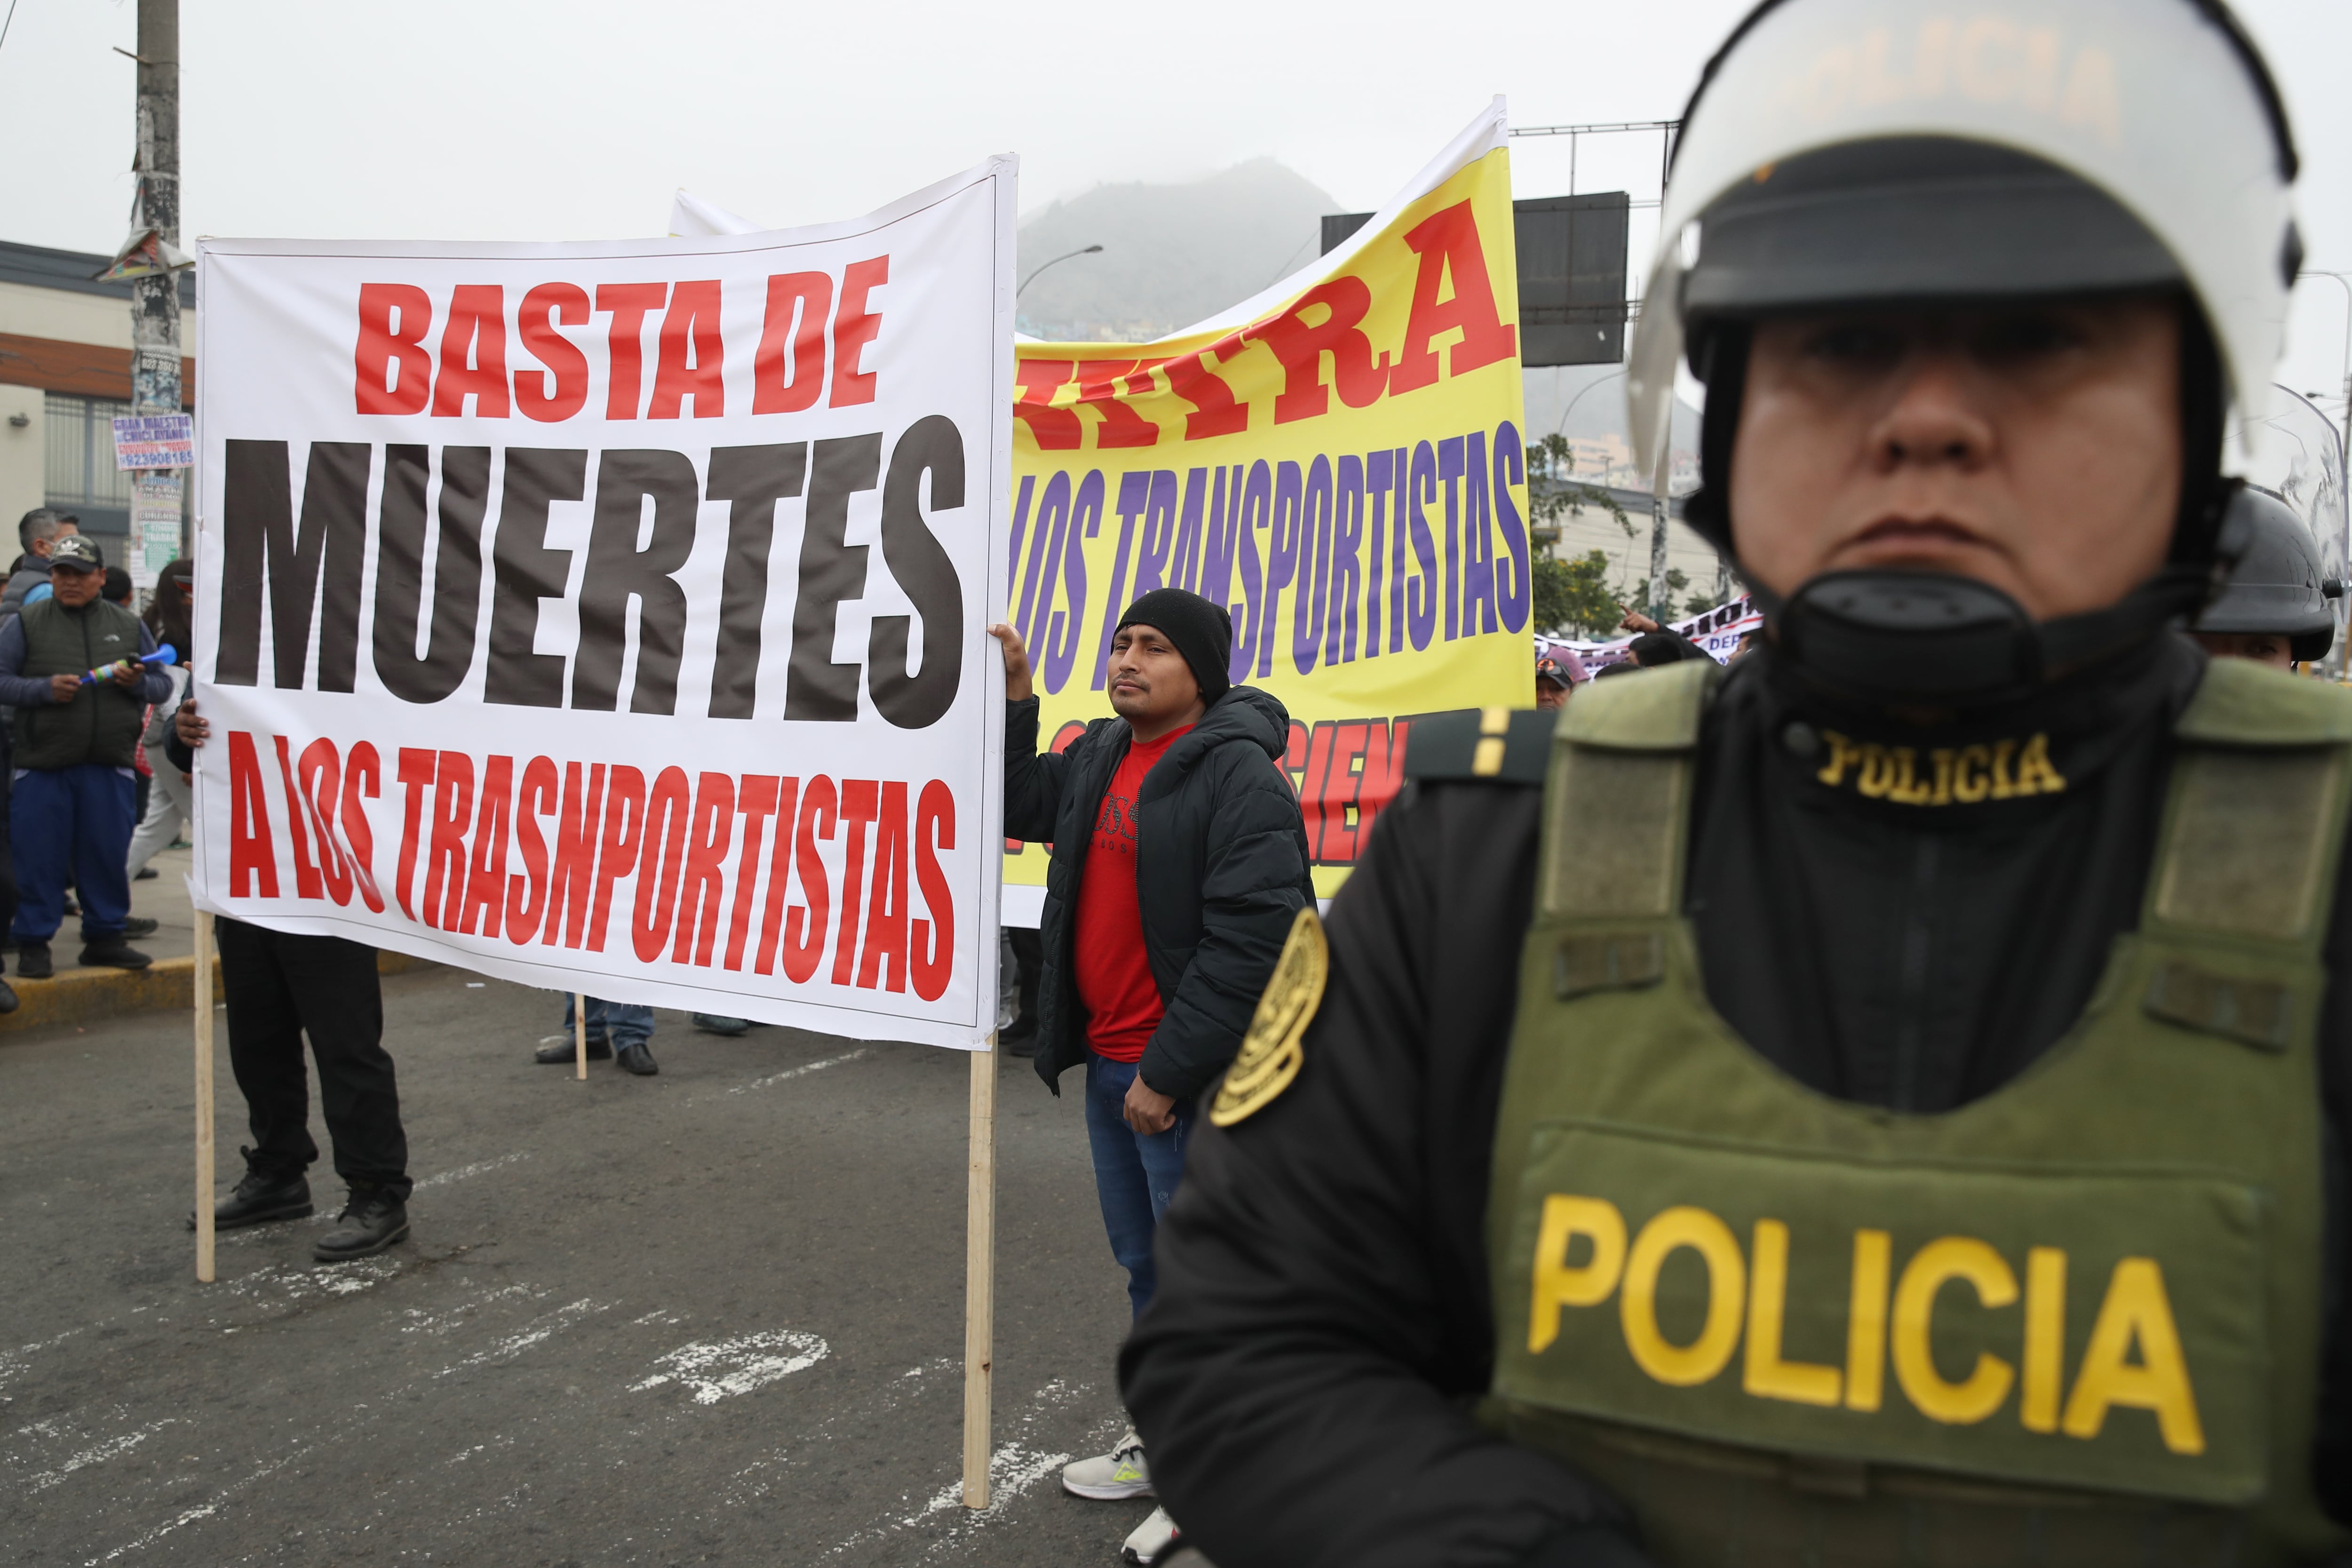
[1120,2,2352,1565]
[0,535,174,978]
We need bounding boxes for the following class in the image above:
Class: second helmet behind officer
[2193,485,2341,669]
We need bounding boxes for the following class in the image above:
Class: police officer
[1121,2,2351,1565]
[2193,486,2341,670]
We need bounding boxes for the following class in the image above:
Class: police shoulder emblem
[1209,907,1327,1127]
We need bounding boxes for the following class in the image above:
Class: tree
[1524,433,1629,545]
[1532,549,1626,637]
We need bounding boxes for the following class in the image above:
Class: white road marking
[413,1152,531,1188]
[84,1446,310,1565]
[227,1257,402,1302]
[0,1330,82,1401]
[435,1298,608,1378]
[822,1379,1098,1559]
[630,1330,827,1403]
[400,1283,541,1335]
[721,1049,870,1095]
[26,1420,176,1492]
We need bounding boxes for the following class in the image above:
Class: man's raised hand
[987,623,1034,702]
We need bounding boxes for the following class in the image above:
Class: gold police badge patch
[1209,907,1327,1127]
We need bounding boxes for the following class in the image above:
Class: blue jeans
[11,764,135,944]
[561,994,653,1051]
[1083,1052,1197,1320]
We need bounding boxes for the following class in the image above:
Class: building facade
[0,240,191,562]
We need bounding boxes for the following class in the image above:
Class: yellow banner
[1005,103,1531,898]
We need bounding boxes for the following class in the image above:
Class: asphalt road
[0,963,1154,1566]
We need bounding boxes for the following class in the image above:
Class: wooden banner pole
[193,908,215,1283]
[574,993,588,1080]
[961,1034,999,1509]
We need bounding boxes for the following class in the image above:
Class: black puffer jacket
[1003,686,1315,1100]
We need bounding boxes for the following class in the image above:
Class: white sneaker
[1062,1429,1153,1499]
[1121,1505,1179,1565]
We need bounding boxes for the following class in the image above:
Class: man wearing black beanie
[990,588,1313,1562]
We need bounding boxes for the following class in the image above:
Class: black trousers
[217,918,410,1199]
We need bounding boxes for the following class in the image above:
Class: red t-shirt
[1073,725,1192,1063]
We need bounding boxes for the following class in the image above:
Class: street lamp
[1018,245,1104,298]
[1552,368,1627,438]
[2296,270,2352,445]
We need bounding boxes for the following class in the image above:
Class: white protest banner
[190,159,1017,1050]
[1546,591,1762,671]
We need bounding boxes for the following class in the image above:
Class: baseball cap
[47,536,103,573]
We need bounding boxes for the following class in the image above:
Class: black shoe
[0,978,16,1014]
[16,942,51,980]
[79,940,152,970]
[117,917,160,939]
[60,896,78,918]
[534,1034,612,1064]
[691,1013,750,1035]
[314,1190,408,1261]
[616,1043,659,1075]
[135,867,159,881]
[191,1155,312,1231]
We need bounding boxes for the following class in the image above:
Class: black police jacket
[1120,636,2352,1568]
[1001,687,1315,1101]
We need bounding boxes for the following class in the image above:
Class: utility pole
[128,0,184,597]
[1646,455,1670,621]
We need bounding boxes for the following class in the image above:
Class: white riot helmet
[1626,0,2301,702]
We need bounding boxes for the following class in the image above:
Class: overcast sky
[4,0,2349,407]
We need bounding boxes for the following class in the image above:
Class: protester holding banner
[993,586,1311,1560]
[1124,1,2352,1563]
[1616,610,1709,667]
[174,699,415,1260]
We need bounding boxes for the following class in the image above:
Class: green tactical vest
[1483,655,2352,1567]
[14,596,147,771]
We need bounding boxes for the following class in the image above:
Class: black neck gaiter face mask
[1751,631,2197,823]
[1685,635,2206,1114]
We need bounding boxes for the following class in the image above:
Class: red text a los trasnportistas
[224,731,957,1001]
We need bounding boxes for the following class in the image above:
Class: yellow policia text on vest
[1482,657,2352,1555]
[1814,729,2066,805]
[1526,1195,2200,1451]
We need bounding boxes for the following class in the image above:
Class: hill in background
[1016,159,1339,342]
